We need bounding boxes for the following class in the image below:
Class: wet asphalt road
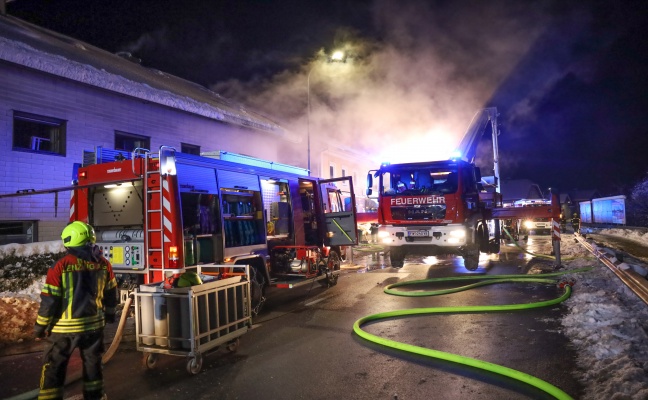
[1,235,584,400]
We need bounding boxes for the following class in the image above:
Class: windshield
[380,165,458,196]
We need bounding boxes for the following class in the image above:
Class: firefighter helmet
[61,221,96,247]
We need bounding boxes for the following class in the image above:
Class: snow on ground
[1,234,648,399]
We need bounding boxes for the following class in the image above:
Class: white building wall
[0,61,301,241]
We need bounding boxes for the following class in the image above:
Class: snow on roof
[500,179,544,202]
[0,14,285,135]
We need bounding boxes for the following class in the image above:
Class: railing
[574,233,648,306]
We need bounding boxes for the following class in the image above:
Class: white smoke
[210,0,553,164]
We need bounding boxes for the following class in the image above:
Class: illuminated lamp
[168,246,179,268]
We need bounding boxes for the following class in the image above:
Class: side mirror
[366,173,373,196]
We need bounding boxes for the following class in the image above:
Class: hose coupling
[558,280,575,289]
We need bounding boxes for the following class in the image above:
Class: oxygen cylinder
[153,295,168,347]
[140,295,155,345]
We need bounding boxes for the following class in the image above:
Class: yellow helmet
[61,221,96,247]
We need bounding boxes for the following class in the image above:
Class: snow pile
[597,228,648,245]
[560,238,648,400]
[0,240,64,259]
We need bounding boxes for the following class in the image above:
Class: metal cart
[135,265,252,374]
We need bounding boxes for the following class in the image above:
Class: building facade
[0,13,320,243]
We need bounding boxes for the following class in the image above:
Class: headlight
[449,230,465,238]
[378,230,390,238]
[524,220,534,229]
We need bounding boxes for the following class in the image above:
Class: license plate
[407,230,429,237]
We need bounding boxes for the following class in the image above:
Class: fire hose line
[352,268,592,400]
[7,295,134,400]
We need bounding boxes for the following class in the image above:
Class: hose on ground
[501,227,588,262]
[353,267,592,400]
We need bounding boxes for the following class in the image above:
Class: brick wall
[0,61,301,241]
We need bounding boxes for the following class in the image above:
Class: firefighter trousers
[38,329,106,400]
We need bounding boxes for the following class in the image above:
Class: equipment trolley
[134,265,252,374]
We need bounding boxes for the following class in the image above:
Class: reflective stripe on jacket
[37,246,118,334]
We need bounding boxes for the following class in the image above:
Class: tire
[464,257,479,271]
[144,353,158,369]
[389,246,405,268]
[226,338,240,353]
[319,251,340,287]
[249,267,266,314]
[187,354,203,375]
[477,222,489,253]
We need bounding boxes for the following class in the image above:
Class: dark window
[0,220,38,245]
[115,131,150,152]
[181,143,201,155]
[13,111,66,156]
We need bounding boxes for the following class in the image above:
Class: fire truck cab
[366,158,493,269]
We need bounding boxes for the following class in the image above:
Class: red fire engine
[1,146,359,312]
[366,108,561,270]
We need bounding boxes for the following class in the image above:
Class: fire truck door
[318,177,358,246]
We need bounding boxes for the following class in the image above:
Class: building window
[12,111,66,156]
[115,131,150,152]
[329,163,335,179]
[181,143,201,155]
[0,220,37,245]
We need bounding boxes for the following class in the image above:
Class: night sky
[6,0,648,196]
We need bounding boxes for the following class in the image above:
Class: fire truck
[1,146,358,311]
[366,108,560,270]
[514,199,553,236]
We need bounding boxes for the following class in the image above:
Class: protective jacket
[36,245,118,334]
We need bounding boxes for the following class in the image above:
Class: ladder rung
[147,229,163,232]
[147,209,161,213]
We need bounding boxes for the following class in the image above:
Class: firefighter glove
[34,323,49,339]
[105,313,116,324]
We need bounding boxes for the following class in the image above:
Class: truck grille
[391,205,446,220]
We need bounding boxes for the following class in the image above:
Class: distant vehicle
[514,199,552,235]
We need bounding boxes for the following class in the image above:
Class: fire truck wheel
[389,247,405,268]
[226,338,240,353]
[464,256,479,271]
[328,250,341,271]
[477,223,489,253]
[144,353,158,369]
[250,280,263,311]
[187,354,203,375]
[319,251,340,287]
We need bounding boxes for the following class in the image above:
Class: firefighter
[34,221,118,400]
[571,213,580,234]
[560,213,567,233]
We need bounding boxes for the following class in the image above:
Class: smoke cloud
[210,0,551,165]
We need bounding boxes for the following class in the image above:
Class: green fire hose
[353,268,592,400]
